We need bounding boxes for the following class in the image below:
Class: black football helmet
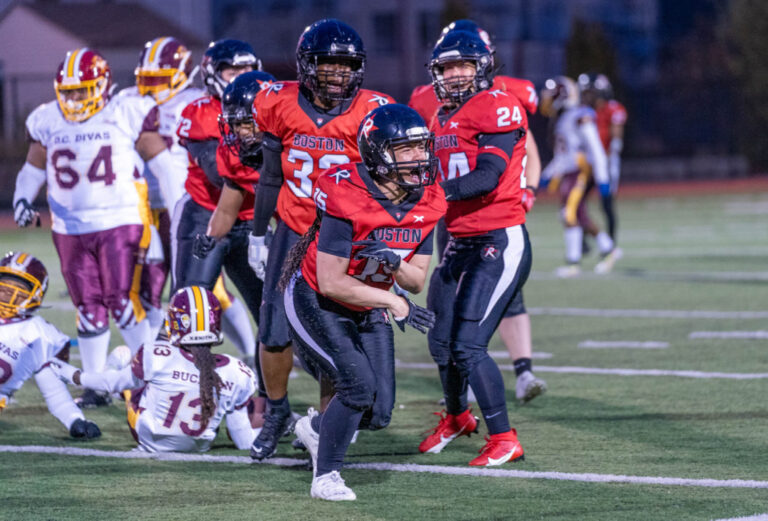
[357,104,438,191]
[429,30,494,104]
[201,39,261,98]
[296,19,366,106]
[218,70,276,167]
[577,72,613,105]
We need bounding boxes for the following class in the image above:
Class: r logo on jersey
[481,245,500,261]
[329,169,351,185]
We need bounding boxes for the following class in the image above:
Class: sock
[34,367,84,429]
[119,319,152,355]
[267,395,290,415]
[513,357,532,377]
[316,397,363,477]
[146,306,165,341]
[564,227,583,264]
[437,363,468,415]
[78,330,110,372]
[596,231,615,256]
[222,299,256,359]
[467,355,510,435]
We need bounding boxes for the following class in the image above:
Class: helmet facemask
[135,57,197,105]
[55,78,109,122]
[430,55,493,105]
[369,132,438,191]
[0,273,44,319]
[299,54,365,108]
[218,109,264,167]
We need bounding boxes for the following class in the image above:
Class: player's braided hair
[278,209,323,292]
[187,345,224,426]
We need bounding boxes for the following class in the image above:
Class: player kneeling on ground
[0,252,100,439]
[283,104,445,501]
[50,286,259,453]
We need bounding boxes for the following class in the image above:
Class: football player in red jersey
[173,40,262,369]
[409,20,546,405]
[579,73,627,243]
[246,19,394,460]
[419,30,531,466]
[284,104,443,501]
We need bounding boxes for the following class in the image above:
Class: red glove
[521,187,537,213]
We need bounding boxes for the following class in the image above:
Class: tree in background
[725,0,768,170]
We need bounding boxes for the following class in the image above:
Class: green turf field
[1,190,767,521]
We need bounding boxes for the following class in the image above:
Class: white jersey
[26,93,156,234]
[132,342,256,452]
[543,105,609,185]
[0,316,70,401]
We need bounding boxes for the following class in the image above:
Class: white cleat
[516,370,547,404]
[311,471,356,501]
[555,264,581,278]
[595,247,623,274]
[294,408,320,476]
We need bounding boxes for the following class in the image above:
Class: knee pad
[359,404,392,431]
[336,381,375,412]
[451,341,488,377]
[76,305,110,336]
[427,332,451,366]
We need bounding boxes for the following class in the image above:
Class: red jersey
[431,88,528,237]
[177,95,223,211]
[408,75,538,125]
[596,100,627,151]
[215,142,257,220]
[301,163,446,312]
[253,81,395,235]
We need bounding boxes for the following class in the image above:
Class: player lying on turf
[50,286,260,453]
[0,251,100,439]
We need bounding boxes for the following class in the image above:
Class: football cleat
[311,471,356,501]
[75,388,112,409]
[515,370,547,405]
[594,247,623,274]
[69,418,102,440]
[419,409,479,454]
[294,408,320,476]
[469,430,525,466]
[555,264,581,279]
[250,405,293,460]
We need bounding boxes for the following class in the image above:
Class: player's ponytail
[187,345,224,426]
[278,209,323,292]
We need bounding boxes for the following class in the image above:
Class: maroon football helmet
[135,36,197,104]
[166,286,223,347]
[54,48,112,122]
[0,252,49,319]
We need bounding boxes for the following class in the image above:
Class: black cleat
[250,407,292,460]
[74,388,112,409]
[69,418,102,439]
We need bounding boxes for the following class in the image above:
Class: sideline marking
[578,341,669,349]
[528,307,768,320]
[690,331,768,340]
[2,445,767,489]
[395,361,768,380]
[488,351,553,359]
[712,515,768,521]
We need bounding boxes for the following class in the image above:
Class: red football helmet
[0,252,49,319]
[55,48,112,122]
[135,36,197,104]
[166,286,223,347]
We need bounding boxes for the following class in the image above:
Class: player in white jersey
[539,76,620,277]
[51,286,259,452]
[132,36,257,367]
[0,252,100,439]
[12,48,176,408]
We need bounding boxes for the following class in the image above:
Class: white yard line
[395,361,768,380]
[488,351,553,359]
[578,341,669,349]
[690,331,768,339]
[528,307,768,319]
[712,515,768,521]
[2,445,767,489]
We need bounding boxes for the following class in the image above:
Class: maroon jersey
[177,95,223,211]
[301,163,446,312]
[253,81,395,235]
[215,141,257,220]
[431,88,529,237]
[596,100,627,151]
[408,75,538,125]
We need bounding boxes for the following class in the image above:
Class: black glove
[354,239,401,271]
[192,234,217,259]
[14,199,40,228]
[393,297,435,334]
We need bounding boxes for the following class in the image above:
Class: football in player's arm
[0,252,100,439]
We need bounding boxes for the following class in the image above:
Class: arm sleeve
[13,162,47,206]
[226,408,259,450]
[251,133,283,236]
[79,366,142,394]
[186,139,223,189]
[579,120,609,185]
[414,230,435,255]
[317,214,354,258]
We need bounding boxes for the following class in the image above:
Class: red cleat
[469,429,525,466]
[419,409,479,454]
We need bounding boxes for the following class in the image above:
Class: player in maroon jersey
[409,20,546,405]
[418,30,532,466]
[246,19,394,460]
[284,104,443,501]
